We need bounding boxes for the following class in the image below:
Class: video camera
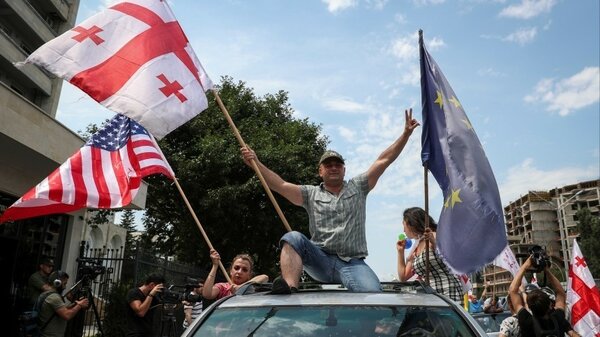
[158,277,203,305]
[528,245,551,273]
[77,258,107,281]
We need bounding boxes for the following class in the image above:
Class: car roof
[213,281,456,309]
[217,290,452,308]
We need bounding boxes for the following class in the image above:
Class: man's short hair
[526,289,552,317]
[144,274,166,285]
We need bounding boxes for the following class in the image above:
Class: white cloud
[499,0,557,19]
[524,67,600,116]
[428,37,446,50]
[323,97,370,113]
[390,35,418,62]
[365,0,390,10]
[322,0,358,13]
[413,0,446,5]
[400,65,421,87]
[499,158,599,204]
[394,13,408,24]
[390,33,445,63]
[502,27,538,45]
[477,67,507,77]
[337,126,356,142]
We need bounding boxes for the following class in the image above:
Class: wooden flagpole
[173,178,232,284]
[213,90,292,233]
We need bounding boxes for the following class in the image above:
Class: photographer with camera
[508,247,579,337]
[182,278,204,330]
[126,274,165,337]
[38,270,90,337]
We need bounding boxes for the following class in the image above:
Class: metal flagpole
[419,29,431,286]
[213,89,293,233]
[424,164,431,286]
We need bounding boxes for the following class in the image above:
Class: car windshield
[190,305,478,337]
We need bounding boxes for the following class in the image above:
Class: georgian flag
[567,240,600,337]
[18,0,212,139]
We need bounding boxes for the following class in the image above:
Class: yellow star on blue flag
[419,30,507,274]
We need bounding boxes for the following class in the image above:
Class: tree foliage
[575,208,600,277]
[119,209,138,259]
[141,77,328,277]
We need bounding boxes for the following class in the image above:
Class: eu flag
[419,31,507,273]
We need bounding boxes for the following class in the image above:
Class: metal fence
[74,244,206,337]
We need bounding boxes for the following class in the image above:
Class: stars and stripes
[0,114,174,223]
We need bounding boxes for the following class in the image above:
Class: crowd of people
[25,109,581,336]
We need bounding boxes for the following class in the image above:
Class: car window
[472,312,511,333]
[190,305,479,337]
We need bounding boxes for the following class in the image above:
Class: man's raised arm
[366,108,419,191]
[241,146,303,206]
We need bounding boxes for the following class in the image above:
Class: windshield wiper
[247,307,277,337]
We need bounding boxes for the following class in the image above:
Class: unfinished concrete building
[480,179,599,297]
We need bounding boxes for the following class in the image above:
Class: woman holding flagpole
[396,207,463,303]
[202,249,269,300]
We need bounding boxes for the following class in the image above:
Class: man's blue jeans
[280,231,381,292]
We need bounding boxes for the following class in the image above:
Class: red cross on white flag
[567,239,600,337]
[19,0,213,139]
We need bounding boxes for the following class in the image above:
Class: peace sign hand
[404,108,420,135]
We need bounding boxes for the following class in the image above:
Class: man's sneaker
[271,276,297,295]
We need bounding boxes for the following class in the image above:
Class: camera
[528,245,550,273]
[158,277,203,304]
[77,258,108,281]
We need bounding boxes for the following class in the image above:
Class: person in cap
[27,258,55,307]
[242,109,419,294]
[508,256,580,337]
[38,270,89,337]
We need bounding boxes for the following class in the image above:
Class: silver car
[471,311,513,337]
[182,281,488,337]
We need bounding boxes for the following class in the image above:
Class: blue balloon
[398,233,413,249]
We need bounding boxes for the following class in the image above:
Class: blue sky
[56,0,599,281]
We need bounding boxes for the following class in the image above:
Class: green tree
[141,76,327,277]
[575,208,600,277]
[119,209,138,259]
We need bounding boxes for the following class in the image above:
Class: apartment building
[480,179,599,297]
[0,1,146,333]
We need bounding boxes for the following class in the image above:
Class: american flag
[0,114,174,223]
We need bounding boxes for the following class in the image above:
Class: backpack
[17,291,58,337]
